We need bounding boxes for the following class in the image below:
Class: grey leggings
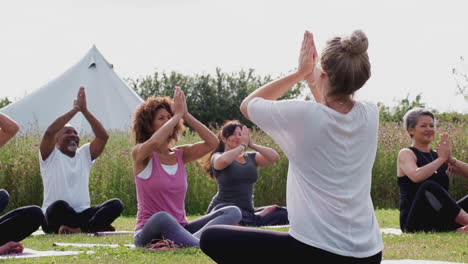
[134,205,241,247]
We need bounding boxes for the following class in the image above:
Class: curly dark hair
[202,120,242,179]
[132,96,185,145]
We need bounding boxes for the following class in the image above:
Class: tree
[0,97,11,109]
[452,56,468,103]
[378,94,426,122]
[127,68,304,126]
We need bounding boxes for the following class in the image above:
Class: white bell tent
[1,45,143,135]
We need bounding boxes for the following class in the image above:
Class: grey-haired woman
[397,108,468,233]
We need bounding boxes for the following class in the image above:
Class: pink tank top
[135,148,188,231]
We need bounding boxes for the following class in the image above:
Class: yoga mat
[0,248,93,259]
[54,242,135,248]
[32,230,134,236]
[91,231,134,236]
[380,228,403,235]
[262,224,291,229]
[31,230,45,236]
[382,260,466,264]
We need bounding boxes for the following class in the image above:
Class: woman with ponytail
[200,30,383,263]
[204,120,287,227]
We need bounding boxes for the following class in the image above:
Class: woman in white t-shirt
[200,30,383,263]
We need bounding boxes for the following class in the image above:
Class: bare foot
[456,225,468,233]
[257,205,280,217]
[0,241,23,255]
[58,225,81,234]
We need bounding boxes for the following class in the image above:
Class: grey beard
[67,145,78,152]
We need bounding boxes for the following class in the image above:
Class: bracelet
[240,143,247,151]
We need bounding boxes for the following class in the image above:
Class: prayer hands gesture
[436,133,459,176]
[298,31,318,79]
[172,86,187,119]
[435,133,451,161]
[240,126,251,147]
[73,86,87,112]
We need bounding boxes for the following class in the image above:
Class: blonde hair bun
[340,30,368,55]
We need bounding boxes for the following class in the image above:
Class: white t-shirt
[39,143,94,213]
[248,98,383,257]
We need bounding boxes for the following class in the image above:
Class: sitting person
[0,113,44,255]
[397,108,468,233]
[132,87,241,248]
[204,120,288,226]
[200,30,383,263]
[40,87,123,234]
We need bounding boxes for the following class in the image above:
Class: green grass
[2,210,467,263]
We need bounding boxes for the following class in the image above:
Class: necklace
[414,147,438,174]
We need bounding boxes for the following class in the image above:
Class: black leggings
[403,181,467,232]
[43,199,124,234]
[200,225,382,264]
[0,189,10,213]
[0,205,44,245]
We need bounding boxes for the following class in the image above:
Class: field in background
[0,120,466,216]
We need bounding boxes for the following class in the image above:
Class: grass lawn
[2,209,466,263]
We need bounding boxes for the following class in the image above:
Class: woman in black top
[397,108,468,233]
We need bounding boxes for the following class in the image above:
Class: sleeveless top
[397,146,449,230]
[134,149,188,231]
[207,152,258,212]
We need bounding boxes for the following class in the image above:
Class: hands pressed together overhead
[73,86,87,112]
[298,31,318,81]
[171,86,188,119]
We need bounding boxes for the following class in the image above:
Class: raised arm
[40,103,80,161]
[0,113,19,148]
[249,140,280,168]
[178,89,219,164]
[76,87,109,160]
[132,87,185,168]
[240,31,318,119]
[212,126,250,170]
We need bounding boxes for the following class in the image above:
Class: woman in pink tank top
[131,87,242,249]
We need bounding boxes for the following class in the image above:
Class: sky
[1,0,467,113]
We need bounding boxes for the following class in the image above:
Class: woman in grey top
[205,120,288,226]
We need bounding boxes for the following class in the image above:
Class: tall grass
[372,119,467,208]
[0,120,466,215]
